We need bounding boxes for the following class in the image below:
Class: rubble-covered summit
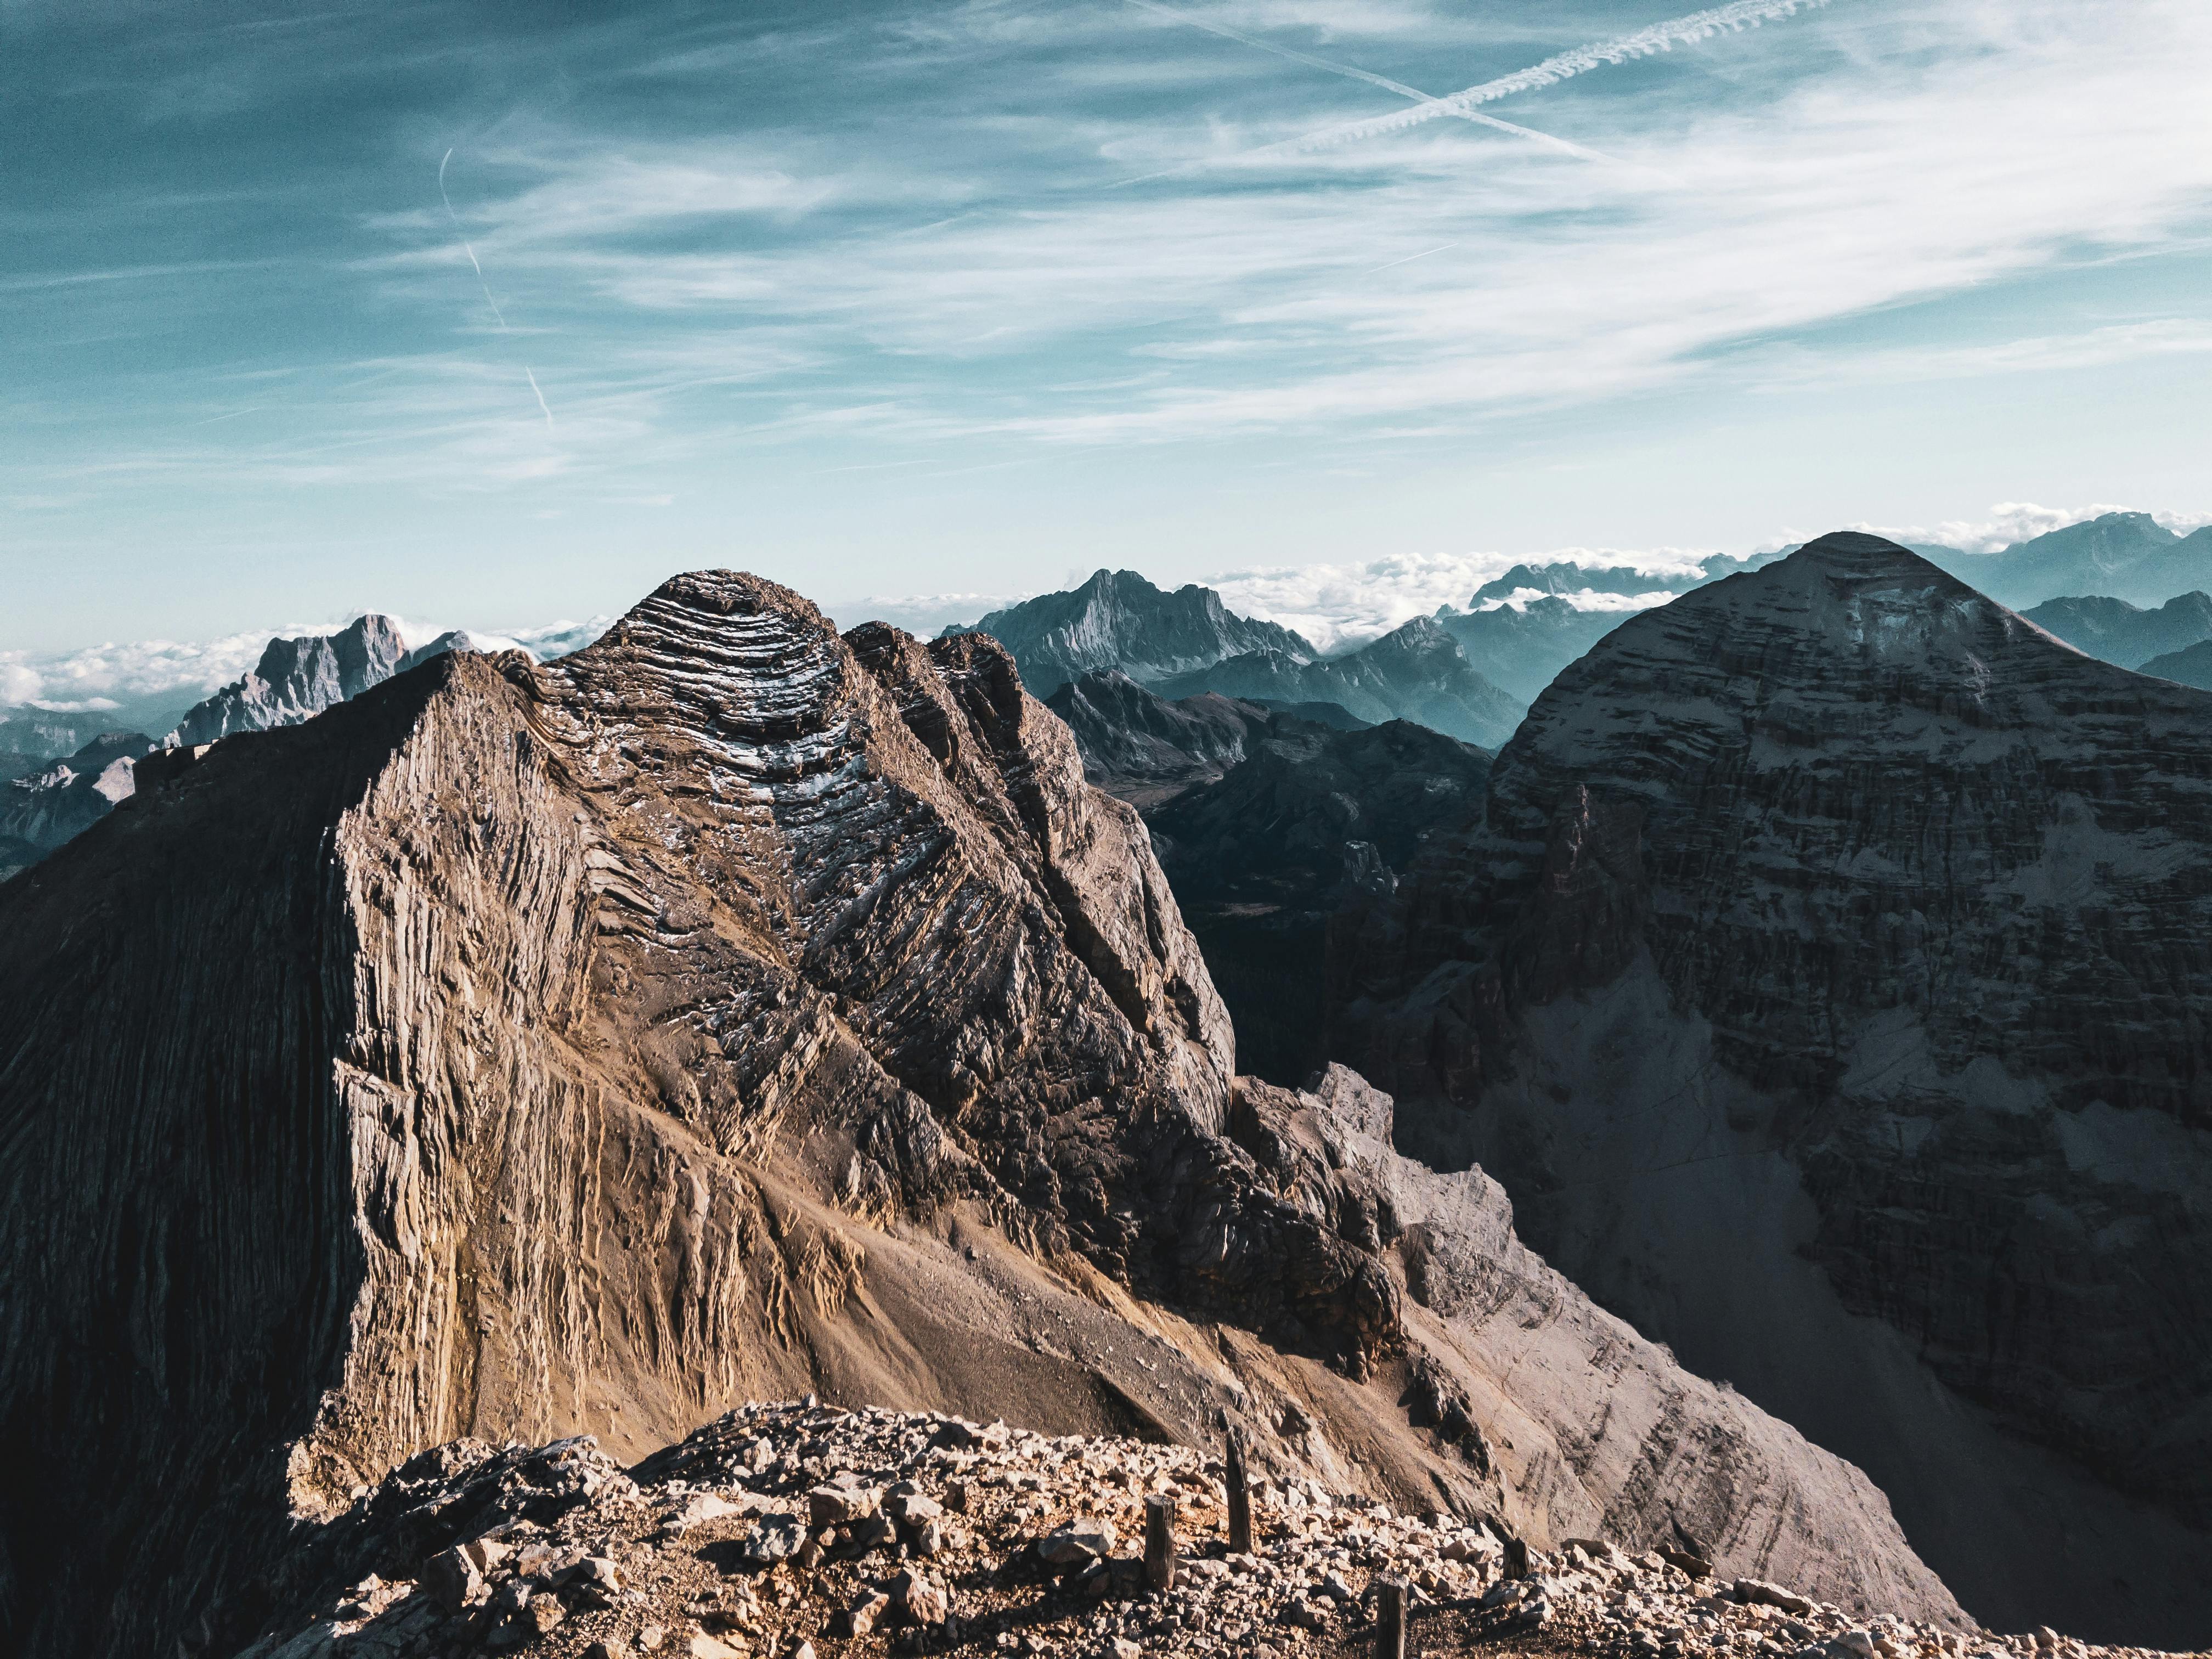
[234,1400,2182,1659]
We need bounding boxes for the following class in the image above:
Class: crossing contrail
[1120,0,1832,183]
[439,146,556,429]
[1118,0,1635,172]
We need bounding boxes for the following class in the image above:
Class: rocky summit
[224,1399,2157,1659]
[1331,533,2212,1646]
[0,570,1965,1659]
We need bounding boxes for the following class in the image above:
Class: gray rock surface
[954,569,1316,698]
[1333,533,2212,1646]
[0,569,1961,1659]
[170,613,408,744]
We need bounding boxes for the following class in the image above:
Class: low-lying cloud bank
[1,617,610,716]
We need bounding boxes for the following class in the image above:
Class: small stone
[742,1514,808,1564]
[526,1596,566,1634]
[1113,1641,1143,1659]
[1829,1634,1877,1659]
[688,1635,742,1659]
[809,1484,879,1527]
[585,1642,630,1659]
[1037,1524,1117,1568]
[893,1568,949,1626]
[840,1587,893,1638]
[638,1625,667,1652]
[669,1493,743,1533]
[420,1545,484,1611]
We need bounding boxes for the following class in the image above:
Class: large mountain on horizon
[1433,595,1634,704]
[1328,532,2212,1646]
[0,569,1965,1659]
[169,613,409,744]
[1152,616,1523,749]
[952,568,1316,697]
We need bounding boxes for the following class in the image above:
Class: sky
[4,0,2210,675]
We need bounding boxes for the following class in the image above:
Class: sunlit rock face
[1336,532,2212,1646]
[0,569,1962,1659]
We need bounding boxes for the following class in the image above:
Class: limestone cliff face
[0,571,1959,1659]
[1335,533,2212,1646]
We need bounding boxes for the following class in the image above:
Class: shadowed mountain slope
[1331,533,2212,1646]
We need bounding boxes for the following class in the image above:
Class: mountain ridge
[0,568,1962,1659]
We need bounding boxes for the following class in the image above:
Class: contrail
[439,146,557,430]
[1119,0,1638,175]
[1365,243,1457,273]
[438,148,509,329]
[1122,0,1831,183]
[524,366,556,431]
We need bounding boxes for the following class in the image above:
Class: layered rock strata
[1332,534,2212,1646]
[1,571,1956,1659]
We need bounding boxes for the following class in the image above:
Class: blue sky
[4,0,2210,665]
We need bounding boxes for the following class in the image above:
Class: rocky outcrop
[956,570,1315,698]
[2018,591,2212,668]
[0,729,155,870]
[1155,618,1523,750]
[1148,720,1491,1086]
[1333,533,2212,1646]
[0,570,1962,1659]
[170,613,408,745]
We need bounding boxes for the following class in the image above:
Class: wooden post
[1503,1533,1530,1581]
[1224,1429,1253,1555]
[1144,1494,1177,1593]
[1375,1575,1409,1659]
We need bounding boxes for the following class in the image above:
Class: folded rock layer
[0,571,1956,1659]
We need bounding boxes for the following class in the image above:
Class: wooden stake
[1224,1429,1253,1555]
[1375,1575,1409,1659]
[1144,1494,1177,1592]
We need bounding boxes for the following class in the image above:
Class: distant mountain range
[1150,615,1522,749]
[955,568,1316,697]
[2019,591,2212,669]
[1924,511,2212,610]
[2142,637,2212,689]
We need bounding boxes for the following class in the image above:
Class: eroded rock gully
[3,572,1954,1659]
[1331,534,2212,1646]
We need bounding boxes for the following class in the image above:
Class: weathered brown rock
[0,568,1960,1658]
